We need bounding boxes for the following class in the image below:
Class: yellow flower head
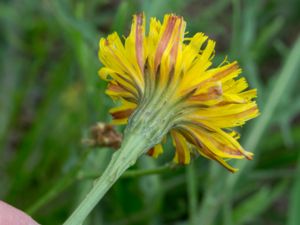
[98,13,259,172]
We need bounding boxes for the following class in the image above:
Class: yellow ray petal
[99,33,144,93]
[180,40,215,91]
[105,82,138,103]
[182,33,208,73]
[147,143,164,158]
[198,147,238,173]
[171,131,191,164]
[109,101,137,125]
[186,101,259,128]
[125,13,146,76]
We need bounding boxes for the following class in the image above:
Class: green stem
[28,162,173,216]
[63,82,179,224]
[63,133,148,225]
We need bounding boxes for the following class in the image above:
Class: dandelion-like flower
[63,13,259,225]
[99,13,259,172]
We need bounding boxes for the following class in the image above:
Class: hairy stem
[63,133,148,225]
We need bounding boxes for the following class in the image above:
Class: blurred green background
[1,0,300,224]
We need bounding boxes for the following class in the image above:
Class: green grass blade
[288,154,300,225]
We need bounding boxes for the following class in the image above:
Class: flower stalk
[63,98,175,225]
[63,134,146,225]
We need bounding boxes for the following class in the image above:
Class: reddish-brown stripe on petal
[115,79,138,98]
[178,127,203,148]
[200,145,237,173]
[108,81,133,95]
[173,133,186,164]
[106,44,142,95]
[189,85,222,101]
[215,142,244,157]
[147,147,155,156]
[211,63,239,81]
[185,123,252,159]
[111,109,134,120]
[178,128,230,170]
[169,17,183,68]
[178,129,198,146]
[196,63,240,89]
[107,83,125,92]
[183,131,237,173]
[154,15,178,71]
[235,106,258,119]
[107,83,137,103]
[135,13,144,73]
[177,127,238,172]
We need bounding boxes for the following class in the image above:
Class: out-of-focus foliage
[0,0,300,224]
